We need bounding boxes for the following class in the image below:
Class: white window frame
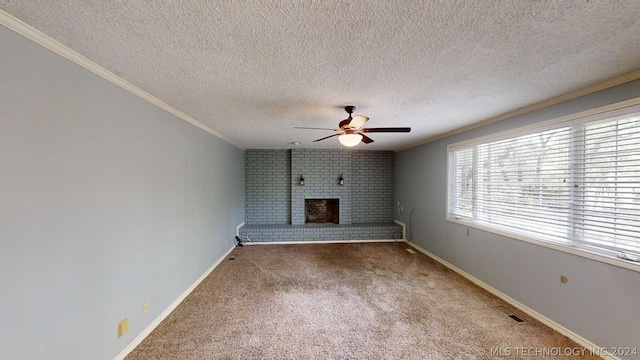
[447,98,640,272]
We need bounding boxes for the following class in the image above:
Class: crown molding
[397,68,640,152]
[0,8,243,149]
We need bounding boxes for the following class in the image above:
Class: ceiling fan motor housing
[339,105,356,129]
[339,119,352,130]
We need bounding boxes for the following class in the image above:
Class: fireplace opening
[305,199,339,224]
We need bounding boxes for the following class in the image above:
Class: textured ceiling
[2,1,640,151]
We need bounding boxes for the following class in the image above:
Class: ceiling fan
[295,106,411,147]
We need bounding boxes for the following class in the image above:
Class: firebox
[305,199,339,224]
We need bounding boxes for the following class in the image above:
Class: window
[448,103,640,265]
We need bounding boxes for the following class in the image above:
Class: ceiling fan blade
[361,127,411,133]
[361,134,374,144]
[313,133,341,142]
[294,127,339,131]
[349,115,369,129]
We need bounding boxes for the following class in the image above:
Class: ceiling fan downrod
[340,106,356,129]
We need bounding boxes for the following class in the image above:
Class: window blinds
[448,105,640,259]
[573,114,640,255]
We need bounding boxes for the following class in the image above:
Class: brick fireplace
[244,149,395,226]
[291,149,352,225]
[241,149,401,242]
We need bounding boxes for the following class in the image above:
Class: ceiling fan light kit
[339,133,363,147]
[295,106,411,147]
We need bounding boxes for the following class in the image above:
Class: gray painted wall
[395,80,640,355]
[0,26,244,360]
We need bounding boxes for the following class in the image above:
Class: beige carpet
[125,242,601,359]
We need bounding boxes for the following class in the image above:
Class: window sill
[446,216,640,273]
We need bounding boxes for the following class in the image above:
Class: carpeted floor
[125,242,601,359]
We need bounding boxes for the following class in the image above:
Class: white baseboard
[236,222,245,237]
[245,239,406,245]
[406,241,619,360]
[112,245,236,360]
[394,219,406,240]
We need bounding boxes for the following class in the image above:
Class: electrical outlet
[143,302,149,314]
[117,319,129,338]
